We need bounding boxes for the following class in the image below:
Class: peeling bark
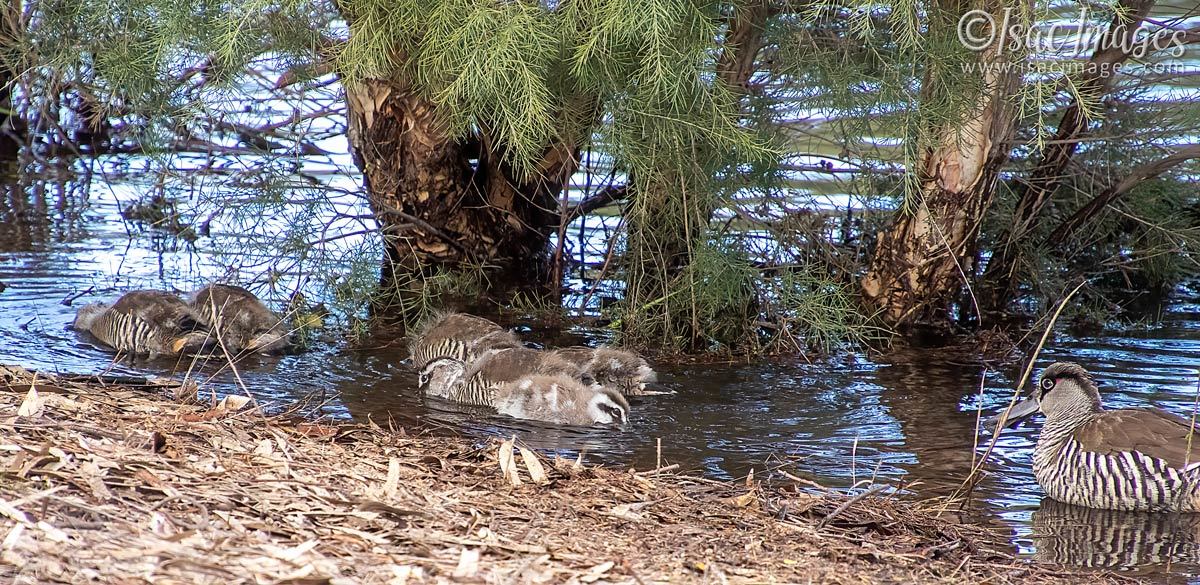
[861,12,1020,335]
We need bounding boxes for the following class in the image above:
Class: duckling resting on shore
[188,284,289,354]
[72,290,214,357]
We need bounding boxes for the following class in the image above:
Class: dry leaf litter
[0,364,1114,584]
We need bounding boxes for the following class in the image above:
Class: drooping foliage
[7,0,1200,351]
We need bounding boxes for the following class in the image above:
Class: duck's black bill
[984,396,1040,432]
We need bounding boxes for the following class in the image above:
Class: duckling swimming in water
[72,290,213,357]
[188,284,288,354]
[420,356,629,427]
[409,311,522,370]
[550,346,661,396]
[421,346,587,404]
[494,374,630,426]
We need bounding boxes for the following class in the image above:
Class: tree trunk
[342,78,579,309]
[0,0,24,159]
[980,0,1156,312]
[861,15,1020,337]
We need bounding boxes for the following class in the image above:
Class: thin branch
[1044,144,1200,248]
[565,184,629,222]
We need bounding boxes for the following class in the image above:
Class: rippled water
[5,169,1200,581]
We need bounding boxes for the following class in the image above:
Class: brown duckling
[188,284,289,354]
[550,346,661,396]
[418,356,629,426]
[494,374,630,426]
[409,311,522,370]
[418,346,582,401]
[72,290,213,357]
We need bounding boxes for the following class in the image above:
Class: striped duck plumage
[550,346,661,396]
[409,312,521,371]
[72,290,213,357]
[1000,361,1200,512]
[188,284,288,354]
[1031,497,1200,568]
[410,312,638,426]
[419,347,585,405]
[418,349,629,426]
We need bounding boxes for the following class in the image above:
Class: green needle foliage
[332,0,774,177]
[22,0,1189,349]
[17,0,809,350]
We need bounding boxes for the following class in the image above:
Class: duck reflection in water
[1031,497,1200,570]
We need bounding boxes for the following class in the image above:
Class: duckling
[409,311,521,370]
[188,284,288,354]
[494,374,630,426]
[550,346,661,396]
[457,347,590,403]
[418,356,468,400]
[72,290,213,357]
[419,357,629,426]
[419,347,585,404]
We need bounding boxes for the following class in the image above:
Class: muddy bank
[0,365,1103,584]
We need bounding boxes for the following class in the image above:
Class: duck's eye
[1040,377,1055,391]
[418,372,430,388]
[599,404,625,423]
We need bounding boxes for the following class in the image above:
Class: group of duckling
[71,284,289,358]
[409,312,661,427]
[71,294,657,427]
[74,287,1200,515]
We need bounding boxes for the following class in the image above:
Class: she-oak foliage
[16,0,993,350]
[27,0,809,350]
[334,0,782,350]
[32,0,1163,350]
